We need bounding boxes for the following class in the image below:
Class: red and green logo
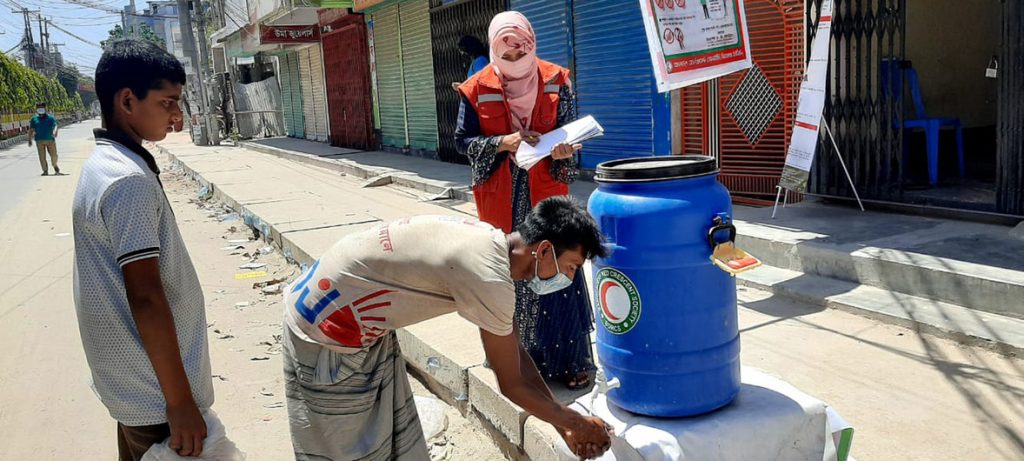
[596,268,641,335]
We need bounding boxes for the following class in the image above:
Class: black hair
[457,35,487,58]
[517,196,609,260]
[95,39,186,124]
[36,102,46,107]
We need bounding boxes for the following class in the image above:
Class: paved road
[0,119,98,219]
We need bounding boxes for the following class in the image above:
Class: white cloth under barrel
[557,367,854,461]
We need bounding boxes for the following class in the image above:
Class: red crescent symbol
[600,281,623,322]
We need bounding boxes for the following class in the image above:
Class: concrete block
[523,416,565,461]
[414,395,449,442]
[467,364,596,450]
[468,366,527,447]
[396,313,486,403]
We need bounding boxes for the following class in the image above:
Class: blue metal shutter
[573,1,671,168]
[510,0,572,68]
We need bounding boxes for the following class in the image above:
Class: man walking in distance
[28,102,61,176]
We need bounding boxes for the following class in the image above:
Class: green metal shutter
[399,0,438,152]
[280,52,305,138]
[372,4,407,148]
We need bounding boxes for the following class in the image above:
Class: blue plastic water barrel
[588,156,740,417]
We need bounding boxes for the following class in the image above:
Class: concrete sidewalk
[239,136,1024,354]
[157,133,1024,461]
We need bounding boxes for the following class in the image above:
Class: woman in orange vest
[455,11,594,390]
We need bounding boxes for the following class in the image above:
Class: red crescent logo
[600,281,623,322]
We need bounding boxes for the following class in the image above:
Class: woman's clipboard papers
[515,115,604,170]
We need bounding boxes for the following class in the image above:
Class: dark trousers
[117,422,170,461]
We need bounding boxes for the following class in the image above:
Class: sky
[0,0,131,77]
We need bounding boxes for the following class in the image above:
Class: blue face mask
[527,245,573,295]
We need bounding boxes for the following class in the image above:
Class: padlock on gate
[986,55,999,79]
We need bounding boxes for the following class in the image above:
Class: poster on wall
[639,0,753,93]
[779,0,833,192]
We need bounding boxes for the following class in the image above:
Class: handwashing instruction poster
[640,0,752,92]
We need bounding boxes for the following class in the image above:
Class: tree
[57,66,80,97]
[102,23,166,49]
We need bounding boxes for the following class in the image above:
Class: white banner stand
[772,119,865,219]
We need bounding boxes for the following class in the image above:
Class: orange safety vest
[458,60,572,233]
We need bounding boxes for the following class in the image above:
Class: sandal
[565,371,591,390]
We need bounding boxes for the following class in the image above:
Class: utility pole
[11,8,38,69]
[175,0,217,145]
[12,8,37,45]
[35,16,47,74]
[128,0,137,38]
[193,0,218,145]
[42,18,53,73]
[49,42,65,70]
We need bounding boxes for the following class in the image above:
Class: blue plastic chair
[881,59,964,186]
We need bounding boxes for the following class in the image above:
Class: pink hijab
[489,11,539,131]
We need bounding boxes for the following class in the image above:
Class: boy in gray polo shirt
[72,39,213,460]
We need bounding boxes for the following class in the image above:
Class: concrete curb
[0,135,29,151]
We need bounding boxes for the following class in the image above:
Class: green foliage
[0,53,84,113]
[102,23,167,49]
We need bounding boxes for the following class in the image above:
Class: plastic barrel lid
[595,155,718,182]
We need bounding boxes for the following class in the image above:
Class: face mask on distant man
[37,108,46,115]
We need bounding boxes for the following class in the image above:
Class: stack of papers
[515,115,604,170]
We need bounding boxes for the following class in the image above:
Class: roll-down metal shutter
[323,17,374,150]
[399,0,438,152]
[509,0,573,68]
[298,46,318,141]
[371,4,407,148]
[573,0,670,168]
[280,52,305,138]
[309,45,330,142]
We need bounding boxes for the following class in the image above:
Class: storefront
[676,0,804,204]
[297,43,330,142]
[429,0,506,163]
[320,9,374,149]
[509,0,672,169]
[360,0,439,155]
[277,50,306,138]
[670,0,1022,217]
[804,0,1022,217]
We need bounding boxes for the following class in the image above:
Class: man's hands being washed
[560,415,613,459]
